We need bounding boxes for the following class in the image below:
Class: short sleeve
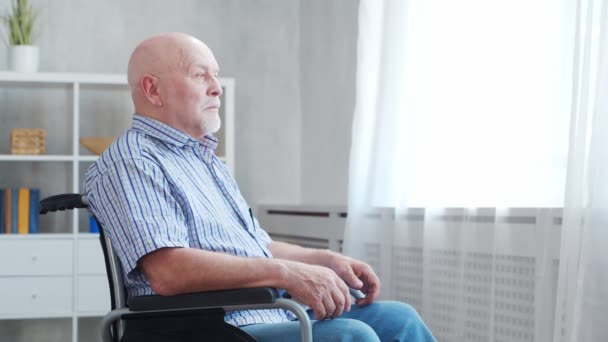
[86,157,189,277]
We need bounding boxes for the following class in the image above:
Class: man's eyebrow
[192,64,220,74]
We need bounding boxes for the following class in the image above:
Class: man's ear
[141,74,163,107]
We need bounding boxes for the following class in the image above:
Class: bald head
[128,33,209,102]
[126,32,223,139]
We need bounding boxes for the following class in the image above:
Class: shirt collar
[132,114,218,160]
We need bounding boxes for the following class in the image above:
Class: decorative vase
[8,45,39,72]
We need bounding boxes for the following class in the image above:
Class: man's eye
[196,73,205,78]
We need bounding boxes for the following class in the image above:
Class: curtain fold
[555,0,608,340]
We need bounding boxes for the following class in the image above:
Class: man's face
[162,41,223,139]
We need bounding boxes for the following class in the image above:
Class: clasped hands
[283,253,381,321]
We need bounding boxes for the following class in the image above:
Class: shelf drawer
[77,238,106,275]
[0,276,72,318]
[0,239,73,276]
[77,275,111,314]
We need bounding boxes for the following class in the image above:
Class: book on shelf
[18,188,29,234]
[3,189,10,234]
[0,188,41,234]
[29,189,40,234]
[89,214,99,233]
[10,188,17,234]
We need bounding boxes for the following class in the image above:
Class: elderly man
[84,32,435,342]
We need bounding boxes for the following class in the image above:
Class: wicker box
[10,128,46,155]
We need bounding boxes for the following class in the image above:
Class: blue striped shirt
[83,114,293,326]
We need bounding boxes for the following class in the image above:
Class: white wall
[299,0,359,206]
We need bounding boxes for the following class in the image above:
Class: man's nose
[207,76,223,97]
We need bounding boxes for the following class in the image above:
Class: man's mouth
[204,103,221,110]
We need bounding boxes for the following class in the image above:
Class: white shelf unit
[0,71,235,170]
[0,71,235,342]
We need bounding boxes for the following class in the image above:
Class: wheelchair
[40,193,314,342]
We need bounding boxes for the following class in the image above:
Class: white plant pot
[8,45,39,73]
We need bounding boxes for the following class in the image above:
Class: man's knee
[342,319,381,342]
[385,301,421,318]
[367,301,419,319]
[315,318,380,342]
[376,301,434,341]
[379,301,427,326]
[351,301,434,341]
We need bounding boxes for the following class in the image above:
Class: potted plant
[2,0,38,72]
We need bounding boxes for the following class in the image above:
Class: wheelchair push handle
[40,193,89,214]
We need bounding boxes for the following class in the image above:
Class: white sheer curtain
[555,0,608,340]
[344,0,608,341]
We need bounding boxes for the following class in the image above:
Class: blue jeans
[240,301,436,342]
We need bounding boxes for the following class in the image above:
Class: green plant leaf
[3,0,36,45]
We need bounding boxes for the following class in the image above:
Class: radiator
[257,205,563,342]
[257,205,348,251]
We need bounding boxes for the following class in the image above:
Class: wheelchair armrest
[129,287,278,311]
[40,193,88,214]
[101,288,313,342]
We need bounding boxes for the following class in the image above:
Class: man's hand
[268,241,381,308]
[281,261,352,320]
[324,253,381,306]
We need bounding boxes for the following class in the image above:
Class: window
[369,0,575,207]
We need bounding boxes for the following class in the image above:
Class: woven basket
[10,128,46,155]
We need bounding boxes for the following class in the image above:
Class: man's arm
[268,240,381,306]
[139,246,351,320]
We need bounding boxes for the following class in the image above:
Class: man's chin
[203,121,221,135]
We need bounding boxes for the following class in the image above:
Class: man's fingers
[356,281,380,306]
[330,286,346,319]
[352,266,381,306]
[341,269,364,289]
[330,276,353,318]
[339,279,352,313]
[313,298,327,320]
[321,292,337,320]
[344,286,352,312]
